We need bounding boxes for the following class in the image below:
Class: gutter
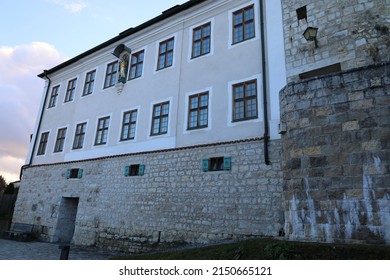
[20,71,52,179]
[259,0,270,165]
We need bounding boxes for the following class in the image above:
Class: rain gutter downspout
[20,70,51,179]
[259,0,270,165]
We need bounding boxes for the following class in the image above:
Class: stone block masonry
[282,0,390,81]
[13,139,283,252]
[280,63,390,244]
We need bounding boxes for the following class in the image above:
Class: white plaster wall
[28,0,286,166]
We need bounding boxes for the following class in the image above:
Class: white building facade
[14,0,287,250]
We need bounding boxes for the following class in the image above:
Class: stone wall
[281,0,390,81]
[280,63,390,244]
[14,139,283,252]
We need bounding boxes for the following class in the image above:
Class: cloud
[0,42,65,183]
[45,0,88,14]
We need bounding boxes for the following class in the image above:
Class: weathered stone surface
[13,140,284,252]
[280,63,390,244]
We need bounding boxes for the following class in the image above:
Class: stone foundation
[14,139,284,252]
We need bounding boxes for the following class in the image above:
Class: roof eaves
[38,0,208,78]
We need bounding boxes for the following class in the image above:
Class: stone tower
[279,0,390,243]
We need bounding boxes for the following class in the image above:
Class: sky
[0,0,187,183]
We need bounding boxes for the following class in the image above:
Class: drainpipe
[20,70,51,179]
[259,0,270,165]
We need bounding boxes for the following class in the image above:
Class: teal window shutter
[124,166,130,177]
[77,169,83,178]
[223,157,231,170]
[202,159,209,172]
[139,164,145,176]
[66,169,71,179]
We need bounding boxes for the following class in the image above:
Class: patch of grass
[111,238,390,260]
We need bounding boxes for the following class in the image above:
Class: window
[233,5,255,44]
[66,168,83,179]
[72,122,87,150]
[202,157,231,172]
[192,22,211,58]
[129,50,144,80]
[48,85,59,108]
[65,78,77,102]
[188,92,208,130]
[54,128,67,153]
[121,110,137,141]
[151,102,169,136]
[124,164,145,177]
[83,70,96,96]
[104,61,118,88]
[232,80,258,121]
[95,116,110,145]
[296,6,307,22]
[157,38,174,70]
[37,132,50,156]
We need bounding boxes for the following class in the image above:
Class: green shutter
[223,157,231,171]
[139,165,145,176]
[77,169,83,178]
[66,169,71,179]
[202,159,209,172]
[124,166,130,177]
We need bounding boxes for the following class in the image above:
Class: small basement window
[202,157,231,172]
[125,164,145,177]
[66,168,83,179]
[296,6,307,22]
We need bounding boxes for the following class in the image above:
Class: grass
[112,238,390,260]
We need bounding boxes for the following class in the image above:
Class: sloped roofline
[38,0,207,78]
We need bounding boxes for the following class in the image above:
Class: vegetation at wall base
[111,238,390,260]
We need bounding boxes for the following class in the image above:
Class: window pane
[122,126,129,139]
[234,86,244,99]
[160,43,167,53]
[161,116,168,133]
[234,101,244,120]
[246,99,257,118]
[139,52,144,61]
[162,103,169,115]
[200,109,208,126]
[245,22,255,39]
[234,13,243,25]
[194,29,202,40]
[234,26,243,43]
[153,119,160,134]
[166,52,173,67]
[190,97,198,109]
[167,39,174,50]
[202,39,210,54]
[158,56,165,69]
[200,94,208,106]
[246,83,256,96]
[154,106,161,117]
[189,111,198,128]
[203,25,211,37]
[245,8,254,20]
[193,42,201,57]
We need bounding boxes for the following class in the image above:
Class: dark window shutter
[223,157,231,170]
[124,166,130,177]
[139,165,145,176]
[202,159,209,172]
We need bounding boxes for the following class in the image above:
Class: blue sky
[0,0,186,183]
